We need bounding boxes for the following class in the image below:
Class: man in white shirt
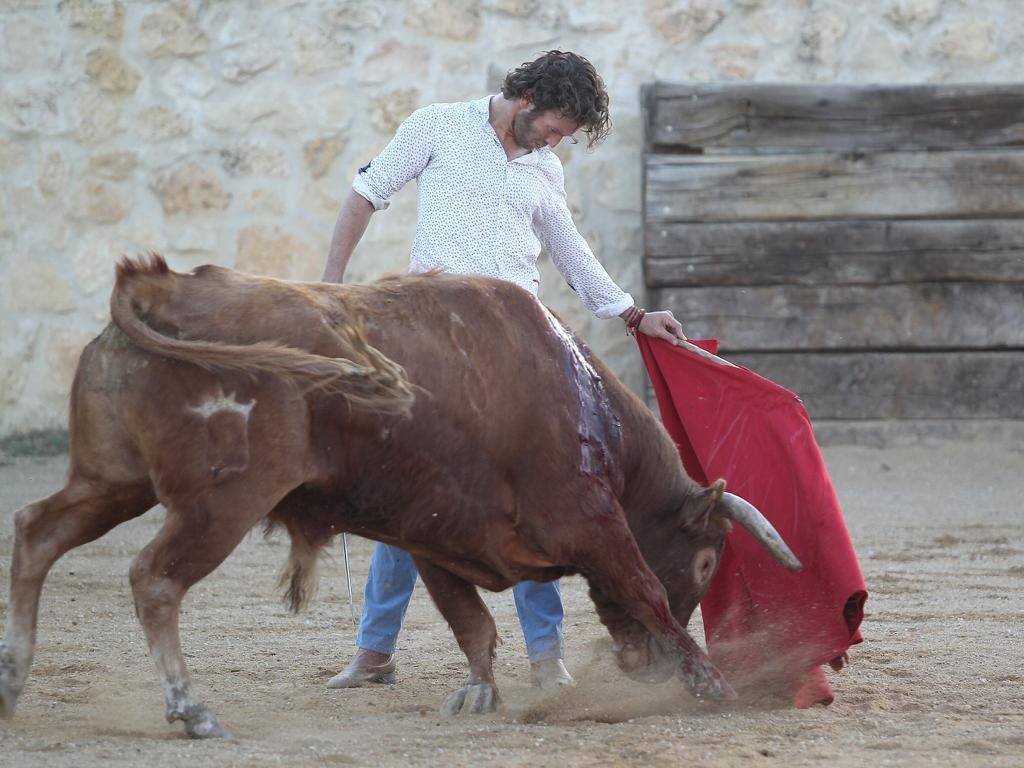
[322,51,687,692]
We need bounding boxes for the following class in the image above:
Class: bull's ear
[709,478,726,502]
[686,479,726,531]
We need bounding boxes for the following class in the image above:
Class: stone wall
[1,0,1020,435]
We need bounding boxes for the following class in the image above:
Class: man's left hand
[638,310,687,345]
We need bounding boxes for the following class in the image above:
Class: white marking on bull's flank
[188,390,255,419]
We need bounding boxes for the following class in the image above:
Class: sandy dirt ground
[0,440,1022,768]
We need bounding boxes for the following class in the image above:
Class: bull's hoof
[679,659,737,702]
[168,703,233,740]
[614,636,676,684]
[440,683,499,716]
[185,720,233,741]
[0,644,21,719]
[0,682,19,720]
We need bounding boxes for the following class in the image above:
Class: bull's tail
[110,253,414,416]
[276,527,322,614]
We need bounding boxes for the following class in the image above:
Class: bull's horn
[719,492,803,572]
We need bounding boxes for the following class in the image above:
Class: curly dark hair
[501,50,611,148]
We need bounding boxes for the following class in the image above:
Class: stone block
[0,82,66,136]
[743,5,804,46]
[486,0,538,16]
[357,39,432,86]
[304,135,347,179]
[324,1,387,29]
[72,225,162,296]
[405,0,482,41]
[369,88,421,133]
[204,84,306,135]
[7,185,48,228]
[85,47,142,95]
[139,3,209,58]
[647,0,725,44]
[885,0,940,31]
[0,200,9,239]
[709,44,759,80]
[302,178,348,219]
[592,160,641,213]
[159,59,216,99]
[168,225,222,255]
[485,6,564,49]
[565,0,621,32]
[287,19,354,76]
[933,19,997,64]
[313,85,353,129]
[0,15,62,71]
[235,224,318,280]
[4,252,76,313]
[38,151,69,198]
[798,10,849,70]
[153,162,231,214]
[88,150,138,180]
[72,179,129,223]
[74,86,123,143]
[221,42,281,83]
[58,0,125,39]
[38,326,99,412]
[219,143,290,178]
[0,319,41,427]
[136,106,191,142]
[848,25,909,80]
[0,138,18,172]
[245,188,286,216]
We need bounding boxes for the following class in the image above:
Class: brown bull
[0,255,799,738]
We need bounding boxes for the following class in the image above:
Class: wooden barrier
[642,83,1024,433]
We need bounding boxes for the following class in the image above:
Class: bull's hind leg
[0,478,155,717]
[413,558,500,715]
[577,505,735,701]
[129,480,294,739]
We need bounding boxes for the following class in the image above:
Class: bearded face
[511,106,579,151]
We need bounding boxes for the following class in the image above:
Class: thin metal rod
[341,533,356,625]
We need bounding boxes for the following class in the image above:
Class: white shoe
[326,648,397,688]
[530,658,575,690]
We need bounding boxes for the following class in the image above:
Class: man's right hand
[638,310,687,345]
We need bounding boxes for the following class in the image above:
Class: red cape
[637,337,867,707]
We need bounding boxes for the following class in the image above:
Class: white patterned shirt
[352,95,634,319]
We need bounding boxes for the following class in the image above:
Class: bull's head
[613,479,801,684]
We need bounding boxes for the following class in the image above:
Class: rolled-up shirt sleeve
[537,160,635,319]
[352,104,437,211]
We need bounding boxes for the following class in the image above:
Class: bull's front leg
[579,507,736,701]
[413,557,500,715]
[588,585,677,685]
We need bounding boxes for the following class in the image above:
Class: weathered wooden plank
[645,151,1024,223]
[644,83,1024,153]
[809,419,1024,447]
[644,220,1024,287]
[651,283,1024,350]
[724,351,1024,420]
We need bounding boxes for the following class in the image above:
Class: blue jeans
[356,542,565,663]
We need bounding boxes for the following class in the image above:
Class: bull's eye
[693,547,717,584]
